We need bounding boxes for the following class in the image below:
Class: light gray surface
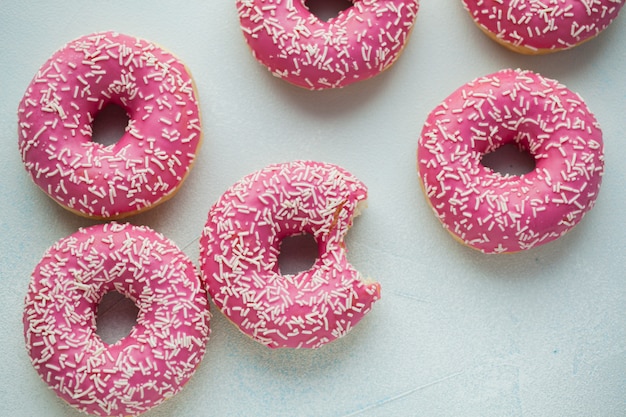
[1,1,625,416]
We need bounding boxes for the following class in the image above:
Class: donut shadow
[438,213,598,285]
[413,169,586,284]
[209,294,375,379]
[479,20,620,82]
[455,0,623,83]
[21,180,102,238]
[267,58,400,120]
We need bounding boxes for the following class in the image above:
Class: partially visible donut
[237,0,420,89]
[23,222,210,417]
[461,0,625,54]
[417,69,604,254]
[18,31,202,219]
[199,161,380,348]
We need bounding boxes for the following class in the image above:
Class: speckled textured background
[1,1,625,416]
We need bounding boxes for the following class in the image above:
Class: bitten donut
[237,0,420,89]
[18,31,202,219]
[199,161,380,348]
[461,0,625,54]
[23,222,210,416]
[417,69,604,254]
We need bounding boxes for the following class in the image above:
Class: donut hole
[96,291,139,344]
[305,0,353,21]
[481,143,536,176]
[91,103,130,147]
[278,233,319,275]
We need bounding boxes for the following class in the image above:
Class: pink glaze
[417,69,604,254]
[237,0,419,89]
[199,161,380,348]
[23,222,210,416]
[18,31,202,219]
[462,0,625,53]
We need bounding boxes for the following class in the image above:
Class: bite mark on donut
[200,161,379,348]
[330,201,346,232]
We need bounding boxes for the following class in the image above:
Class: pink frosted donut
[23,222,210,416]
[199,161,380,348]
[237,0,420,89]
[417,69,604,254]
[18,31,202,219]
[461,0,625,54]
